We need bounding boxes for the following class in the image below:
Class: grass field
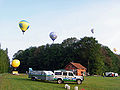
[0,73,120,90]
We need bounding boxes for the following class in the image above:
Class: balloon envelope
[49,32,57,41]
[19,20,30,33]
[91,29,94,34]
[12,59,20,68]
[113,48,117,52]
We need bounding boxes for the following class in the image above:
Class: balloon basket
[12,71,19,75]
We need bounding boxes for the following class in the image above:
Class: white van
[54,70,84,84]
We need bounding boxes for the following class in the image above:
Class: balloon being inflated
[12,59,20,68]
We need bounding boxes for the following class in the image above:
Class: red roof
[70,62,86,69]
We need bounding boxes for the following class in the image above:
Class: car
[54,70,84,84]
[114,73,119,77]
[105,72,119,77]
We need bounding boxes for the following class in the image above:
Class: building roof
[70,62,87,69]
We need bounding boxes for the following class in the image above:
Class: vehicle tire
[77,79,82,84]
[57,79,62,84]
[31,77,36,81]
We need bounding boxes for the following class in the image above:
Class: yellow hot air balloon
[19,20,30,34]
[113,48,117,52]
[12,59,20,68]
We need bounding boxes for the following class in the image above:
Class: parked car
[105,72,119,77]
[114,73,119,77]
[54,70,84,84]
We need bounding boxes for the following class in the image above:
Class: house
[64,62,87,76]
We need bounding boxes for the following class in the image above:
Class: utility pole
[88,59,90,75]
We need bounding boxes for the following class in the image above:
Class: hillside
[13,37,120,75]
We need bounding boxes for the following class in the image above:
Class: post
[74,86,78,90]
[67,85,70,90]
[88,59,90,75]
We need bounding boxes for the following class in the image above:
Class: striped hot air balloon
[19,20,30,34]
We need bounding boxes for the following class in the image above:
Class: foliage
[13,37,120,75]
[101,46,120,73]
[0,48,10,73]
[73,37,104,75]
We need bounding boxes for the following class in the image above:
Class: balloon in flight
[49,32,57,42]
[113,48,117,52]
[91,29,94,34]
[19,20,30,34]
[12,59,20,68]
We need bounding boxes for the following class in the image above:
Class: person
[26,71,28,75]
[112,73,114,77]
[103,73,105,78]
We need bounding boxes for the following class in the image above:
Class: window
[55,72,62,75]
[72,65,75,68]
[63,72,67,76]
[68,66,70,69]
[69,72,73,76]
[73,71,77,75]
[81,71,83,74]
[81,71,83,76]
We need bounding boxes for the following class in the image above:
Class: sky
[1,0,120,62]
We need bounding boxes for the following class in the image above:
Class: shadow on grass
[5,77,67,89]
[6,77,31,81]
[6,77,79,85]
[31,79,80,85]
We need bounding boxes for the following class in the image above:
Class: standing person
[103,73,105,78]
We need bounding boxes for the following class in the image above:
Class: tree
[62,37,79,47]
[13,36,120,75]
[101,46,120,73]
[0,49,10,73]
[74,37,104,75]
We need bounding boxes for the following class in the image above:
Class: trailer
[28,68,54,81]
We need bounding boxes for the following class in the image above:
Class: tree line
[13,37,120,75]
[0,48,10,73]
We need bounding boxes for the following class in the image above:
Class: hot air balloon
[91,29,94,34]
[12,59,20,75]
[19,20,30,34]
[49,32,57,42]
[114,48,116,52]
[12,59,20,68]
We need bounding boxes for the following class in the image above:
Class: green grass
[0,73,120,90]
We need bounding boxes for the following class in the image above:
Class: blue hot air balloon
[49,32,57,42]
[91,29,94,34]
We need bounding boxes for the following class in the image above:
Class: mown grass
[0,73,120,90]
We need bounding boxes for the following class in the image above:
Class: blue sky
[1,0,120,61]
